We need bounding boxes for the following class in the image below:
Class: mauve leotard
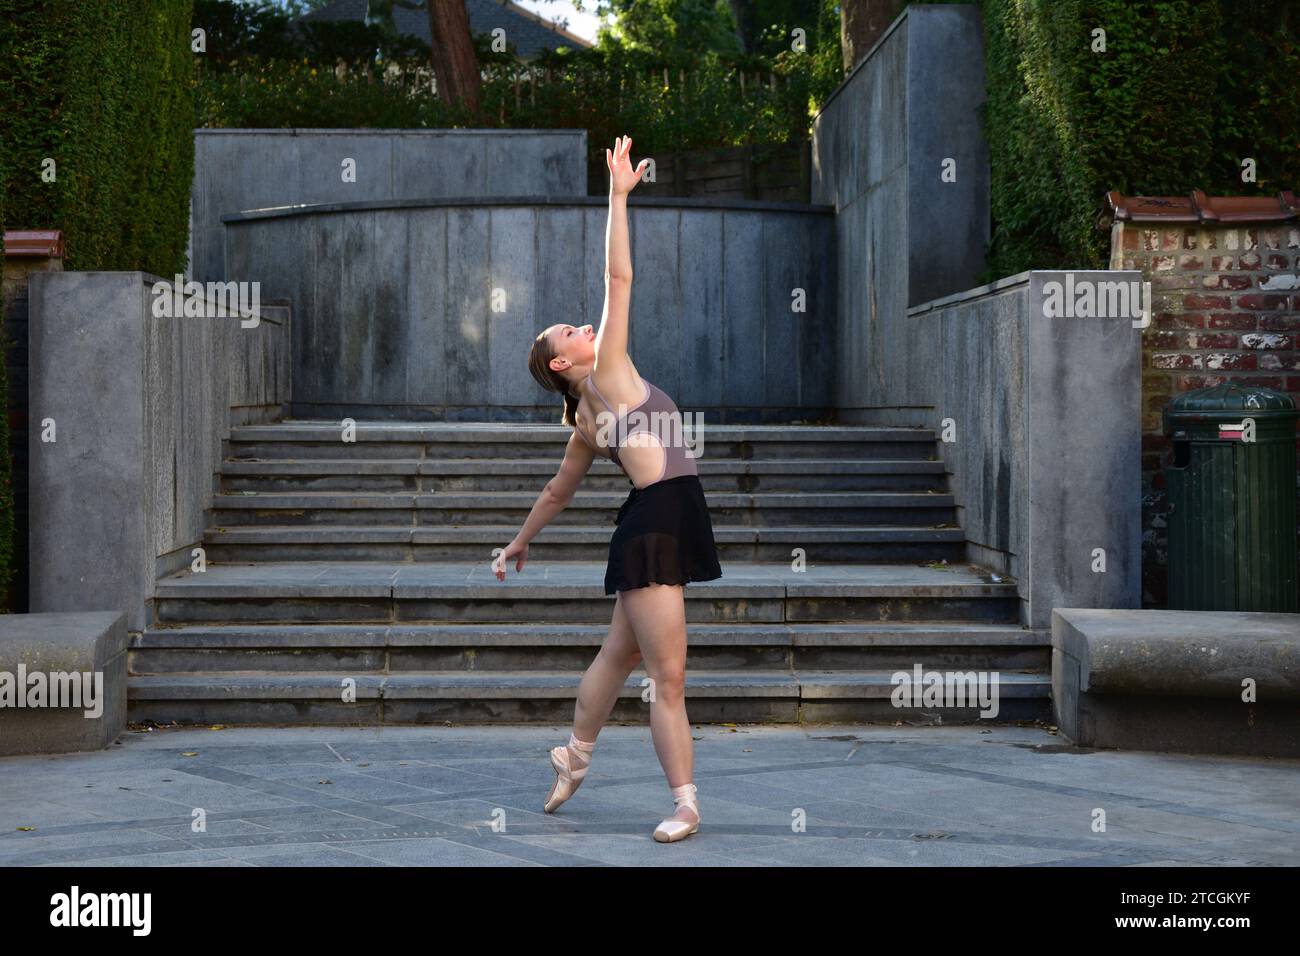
[575,373,697,485]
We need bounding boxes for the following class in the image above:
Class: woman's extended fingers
[612,135,632,165]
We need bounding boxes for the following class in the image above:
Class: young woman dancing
[491,134,722,843]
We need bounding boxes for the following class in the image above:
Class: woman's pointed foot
[543,733,594,813]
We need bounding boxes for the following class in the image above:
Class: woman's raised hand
[492,539,529,581]
[607,135,649,196]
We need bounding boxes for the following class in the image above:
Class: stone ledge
[1051,607,1300,757]
[1054,607,1300,698]
[0,611,128,756]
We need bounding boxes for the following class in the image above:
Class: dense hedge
[0,0,194,610]
[194,0,844,160]
[979,0,1300,278]
[0,0,195,273]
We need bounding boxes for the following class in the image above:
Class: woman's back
[578,373,697,488]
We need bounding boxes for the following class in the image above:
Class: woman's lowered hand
[492,538,529,581]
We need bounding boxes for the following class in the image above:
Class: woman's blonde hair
[528,325,580,426]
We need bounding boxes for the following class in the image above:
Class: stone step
[151,561,1019,625]
[199,523,967,563]
[218,457,950,493]
[224,422,939,461]
[126,668,1052,725]
[131,621,1049,673]
[151,420,1025,726]
[206,490,959,527]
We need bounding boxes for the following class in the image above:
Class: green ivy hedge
[978,0,1300,278]
[0,0,195,274]
[0,0,194,610]
[194,0,844,160]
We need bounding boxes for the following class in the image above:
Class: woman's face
[548,323,595,375]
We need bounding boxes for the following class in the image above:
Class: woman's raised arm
[595,136,648,372]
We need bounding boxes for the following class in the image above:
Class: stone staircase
[129,422,1051,725]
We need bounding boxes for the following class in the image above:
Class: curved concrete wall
[190,129,588,284]
[223,197,835,421]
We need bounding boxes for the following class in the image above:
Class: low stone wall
[223,196,836,422]
[0,611,126,756]
[1052,607,1300,757]
[27,272,291,635]
[907,270,1144,627]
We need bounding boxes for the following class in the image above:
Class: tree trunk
[427,0,481,118]
[841,0,906,74]
[727,0,756,53]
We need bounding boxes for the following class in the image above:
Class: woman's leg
[618,583,696,821]
[571,592,642,741]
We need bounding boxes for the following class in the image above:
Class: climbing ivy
[976,0,1299,277]
[0,0,195,274]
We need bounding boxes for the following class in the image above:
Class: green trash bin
[1163,383,1299,611]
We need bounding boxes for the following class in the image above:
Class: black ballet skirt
[605,474,723,595]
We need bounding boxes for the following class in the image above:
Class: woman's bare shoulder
[590,357,645,407]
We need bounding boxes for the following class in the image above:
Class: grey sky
[512,1,607,44]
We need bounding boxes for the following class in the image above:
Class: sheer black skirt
[605,474,723,595]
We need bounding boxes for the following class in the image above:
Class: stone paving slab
[0,724,1294,867]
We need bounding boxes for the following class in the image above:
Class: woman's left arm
[493,432,594,580]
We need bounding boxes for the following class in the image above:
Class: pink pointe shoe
[544,733,594,813]
[653,782,700,843]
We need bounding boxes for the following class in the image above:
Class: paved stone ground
[0,723,1296,866]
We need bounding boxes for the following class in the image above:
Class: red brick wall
[1110,220,1300,605]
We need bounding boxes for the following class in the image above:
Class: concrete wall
[28,272,291,634]
[908,270,1144,626]
[810,4,990,423]
[190,129,588,283]
[810,5,1142,621]
[223,197,836,421]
